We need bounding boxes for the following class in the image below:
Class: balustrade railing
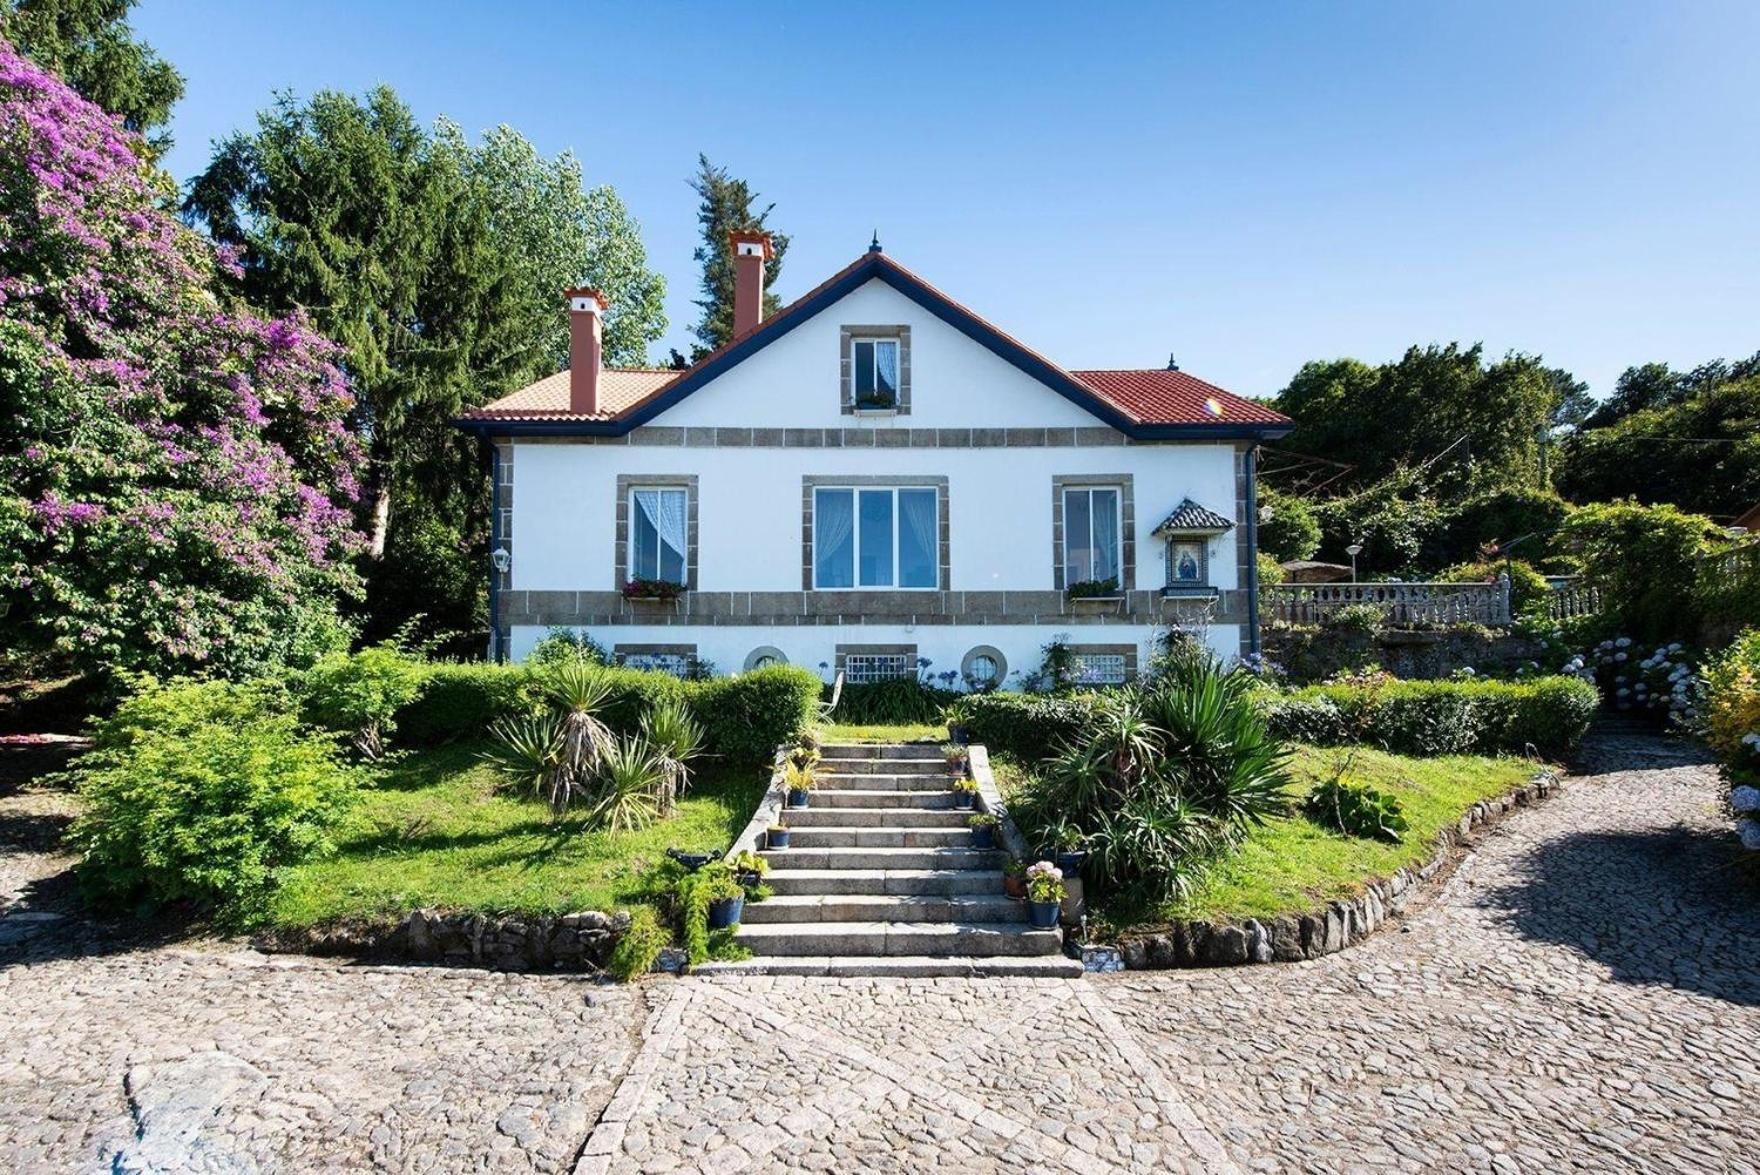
[1267,579,1511,627]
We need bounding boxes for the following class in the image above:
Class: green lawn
[821,721,947,744]
[268,741,770,928]
[998,743,1541,931]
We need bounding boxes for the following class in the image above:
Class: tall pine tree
[687,154,789,357]
[2,0,182,158]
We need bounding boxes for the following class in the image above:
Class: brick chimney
[729,229,772,338]
[566,288,607,415]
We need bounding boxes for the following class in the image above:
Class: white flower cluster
[1026,861,1063,883]
[1580,638,1698,726]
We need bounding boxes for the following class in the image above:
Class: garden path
[2,732,1756,1173]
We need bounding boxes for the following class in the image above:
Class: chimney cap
[728,228,773,260]
[565,288,608,311]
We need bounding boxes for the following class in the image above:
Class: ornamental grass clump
[641,697,704,816]
[1010,655,1292,904]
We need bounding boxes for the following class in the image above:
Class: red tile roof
[460,250,1292,432]
[1070,369,1289,427]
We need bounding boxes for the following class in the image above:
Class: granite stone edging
[1110,769,1560,970]
[252,907,629,972]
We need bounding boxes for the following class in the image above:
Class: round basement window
[743,646,788,672]
[960,645,1007,690]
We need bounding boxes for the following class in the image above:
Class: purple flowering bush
[0,40,364,679]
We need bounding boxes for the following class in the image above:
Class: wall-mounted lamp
[1258,504,1275,524]
[491,547,511,574]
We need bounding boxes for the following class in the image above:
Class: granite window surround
[1051,475,1136,592]
[834,643,919,683]
[614,474,698,591]
[1066,642,1140,683]
[840,325,912,415]
[801,475,950,592]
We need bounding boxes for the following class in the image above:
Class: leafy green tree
[1559,373,1760,518]
[186,88,665,639]
[687,154,789,356]
[1256,487,1321,562]
[1275,344,1563,496]
[1311,467,1450,575]
[1557,501,1725,642]
[1438,486,1572,565]
[1,0,181,158]
[1546,367,1594,430]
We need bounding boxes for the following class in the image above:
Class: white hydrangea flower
[1616,637,1632,647]
[1615,652,1628,662]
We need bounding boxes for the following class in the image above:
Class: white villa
[456,232,1292,688]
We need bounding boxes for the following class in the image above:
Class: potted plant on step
[703,863,746,929]
[786,740,821,772]
[766,823,791,850]
[1025,861,1065,930]
[968,811,998,850]
[943,742,970,775]
[784,760,815,809]
[952,777,979,811]
[730,850,769,889]
[1002,858,1027,900]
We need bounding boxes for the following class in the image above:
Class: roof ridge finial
[869,230,882,254]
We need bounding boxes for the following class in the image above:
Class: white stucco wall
[512,440,1240,595]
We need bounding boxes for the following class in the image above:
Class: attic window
[852,338,899,409]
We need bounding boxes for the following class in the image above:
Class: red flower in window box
[621,578,685,601]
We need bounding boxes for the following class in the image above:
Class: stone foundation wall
[256,908,627,972]
[1265,625,1542,684]
[1114,771,1557,969]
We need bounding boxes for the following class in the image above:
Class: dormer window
[840,326,911,414]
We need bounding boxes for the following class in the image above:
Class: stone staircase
[697,743,1081,978]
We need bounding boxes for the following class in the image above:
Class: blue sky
[136,1,1759,400]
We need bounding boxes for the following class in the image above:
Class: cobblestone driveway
[3,734,1756,1172]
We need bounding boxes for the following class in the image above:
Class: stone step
[734,921,1062,958]
[782,807,969,828]
[758,846,1000,871]
[816,758,953,776]
[813,773,959,791]
[809,789,960,810]
[780,827,977,850]
[765,869,1004,897]
[819,744,945,761]
[692,955,1083,978]
[739,894,1026,925]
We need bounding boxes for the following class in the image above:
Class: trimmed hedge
[953,675,1597,762]
[1263,676,1598,758]
[394,661,819,766]
[946,692,1106,762]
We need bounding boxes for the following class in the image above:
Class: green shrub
[1257,487,1322,562]
[396,662,536,745]
[947,691,1106,762]
[1266,676,1596,757]
[528,628,610,667]
[1439,486,1570,566]
[67,678,365,925]
[1557,501,1723,643]
[1325,603,1387,635]
[606,906,669,981]
[596,667,690,733]
[687,666,820,764]
[1304,775,1409,841]
[299,642,427,758]
[831,677,957,724]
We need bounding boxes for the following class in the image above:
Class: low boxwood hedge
[946,691,1107,762]
[394,661,820,766]
[1263,676,1598,758]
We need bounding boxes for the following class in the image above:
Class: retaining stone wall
[256,908,627,972]
[1113,772,1557,970]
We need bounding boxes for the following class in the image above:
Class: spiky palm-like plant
[641,697,704,816]
[590,737,665,833]
[540,661,617,815]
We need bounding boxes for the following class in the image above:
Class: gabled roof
[1152,499,1236,535]
[457,249,1293,441]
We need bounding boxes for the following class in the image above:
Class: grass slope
[269,741,769,928]
[821,721,947,744]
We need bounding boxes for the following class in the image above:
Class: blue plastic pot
[767,827,791,849]
[1028,900,1061,930]
[954,792,975,810]
[970,824,996,850]
[1055,850,1087,873]
[707,894,744,930]
[787,789,810,809]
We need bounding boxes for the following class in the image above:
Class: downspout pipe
[488,441,504,664]
[1244,444,1262,661]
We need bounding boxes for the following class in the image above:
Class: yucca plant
[484,712,564,806]
[539,661,617,814]
[642,697,704,816]
[588,737,665,833]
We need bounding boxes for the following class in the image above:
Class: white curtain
[1092,490,1119,581]
[656,489,687,577]
[876,341,900,397]
[815,489,854,586]
[900,489,937,587]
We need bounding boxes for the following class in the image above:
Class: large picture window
[628,487,688,584]
[813,486,938,589]
[1062,486,1121,587]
